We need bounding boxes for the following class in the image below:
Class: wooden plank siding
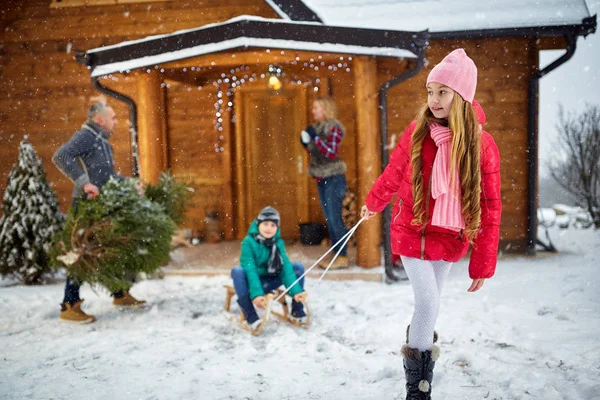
[165,81,224,233]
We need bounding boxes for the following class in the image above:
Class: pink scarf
[429,123,465,232]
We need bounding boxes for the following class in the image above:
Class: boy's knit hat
[426,49,477,104]
[256,206,280,227]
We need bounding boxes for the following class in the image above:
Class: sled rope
[317,217,365,282]
[273,217,366,303]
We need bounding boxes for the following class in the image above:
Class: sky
[538,0,600,177]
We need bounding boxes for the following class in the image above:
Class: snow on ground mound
[539,204,594,229]
[1,226,599,399]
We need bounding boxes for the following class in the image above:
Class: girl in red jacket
[361,49,501,399]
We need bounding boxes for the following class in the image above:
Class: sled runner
[223,285,310,335]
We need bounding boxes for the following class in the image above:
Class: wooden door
[234,85,309,239]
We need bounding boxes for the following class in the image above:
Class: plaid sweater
[305,119,347,178]
[52,121,123,199]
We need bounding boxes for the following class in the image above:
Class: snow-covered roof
[299,0,593,33]
[85,16,422,78]
[91,38,416,78]
[82,2,596,77]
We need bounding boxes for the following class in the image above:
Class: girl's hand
[252,296,267,308]
[467,279,485,292]
[293,292,308,302]
[360,205,377,220]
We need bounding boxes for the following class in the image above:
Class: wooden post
[234,90,247,239]
[137,69,166,184]
[220,84,235,240]
[354,56,382,268]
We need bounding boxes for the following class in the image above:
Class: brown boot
[113,291,147,308]
[316,253,333,269]
[318,255,349,270]
[60,300,96,324]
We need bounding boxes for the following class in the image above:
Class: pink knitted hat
[426,49,477,104]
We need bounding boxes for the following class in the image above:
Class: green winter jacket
[240,220,303,300]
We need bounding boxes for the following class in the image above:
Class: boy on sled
[230,206,308,332]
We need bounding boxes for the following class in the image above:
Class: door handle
[297,155,303,174]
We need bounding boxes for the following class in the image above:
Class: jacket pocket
[393,199,404,223]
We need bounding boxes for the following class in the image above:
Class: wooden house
[0,0,596,270]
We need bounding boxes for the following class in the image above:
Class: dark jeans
[63,278,127,304]
[231,263,305,323]
[62,196,126,305]
[317,174,349,257]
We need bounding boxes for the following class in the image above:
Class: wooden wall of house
[163,81,227,234]
[378,38,537,252]
[0,0,279,209]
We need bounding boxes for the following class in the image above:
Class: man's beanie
[256,206,280,227]
[426,48,478,104]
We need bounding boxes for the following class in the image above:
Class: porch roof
[78,16,426,78]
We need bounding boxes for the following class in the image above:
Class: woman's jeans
[317,174,349,257]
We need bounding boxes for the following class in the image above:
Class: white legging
[401,256,453,352]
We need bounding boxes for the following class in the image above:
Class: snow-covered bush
[538,204,593,229]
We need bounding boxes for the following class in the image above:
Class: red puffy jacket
[365,119,502,279]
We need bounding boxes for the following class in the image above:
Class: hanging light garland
[105,52,354,154]
[267,64,283,91]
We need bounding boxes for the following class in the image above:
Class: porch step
[162,267,383,282]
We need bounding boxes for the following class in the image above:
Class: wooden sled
[224,285,310,335]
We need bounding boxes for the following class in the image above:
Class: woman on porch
[300,97,349,270]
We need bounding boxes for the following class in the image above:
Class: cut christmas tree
[51,177,176,294]
[0,137,64,285]
[144,171,193,226]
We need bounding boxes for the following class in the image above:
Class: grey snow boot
[401,345,439,400]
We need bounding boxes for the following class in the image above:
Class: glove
[300,136,308,148]
[300,130,311,144]
[305,126,317,140]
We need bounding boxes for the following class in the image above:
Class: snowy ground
[1,226,599,400]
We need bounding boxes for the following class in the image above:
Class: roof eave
[430,15,597,40]
[88,39,418,78]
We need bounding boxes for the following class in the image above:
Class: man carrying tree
[53,102,146,324]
